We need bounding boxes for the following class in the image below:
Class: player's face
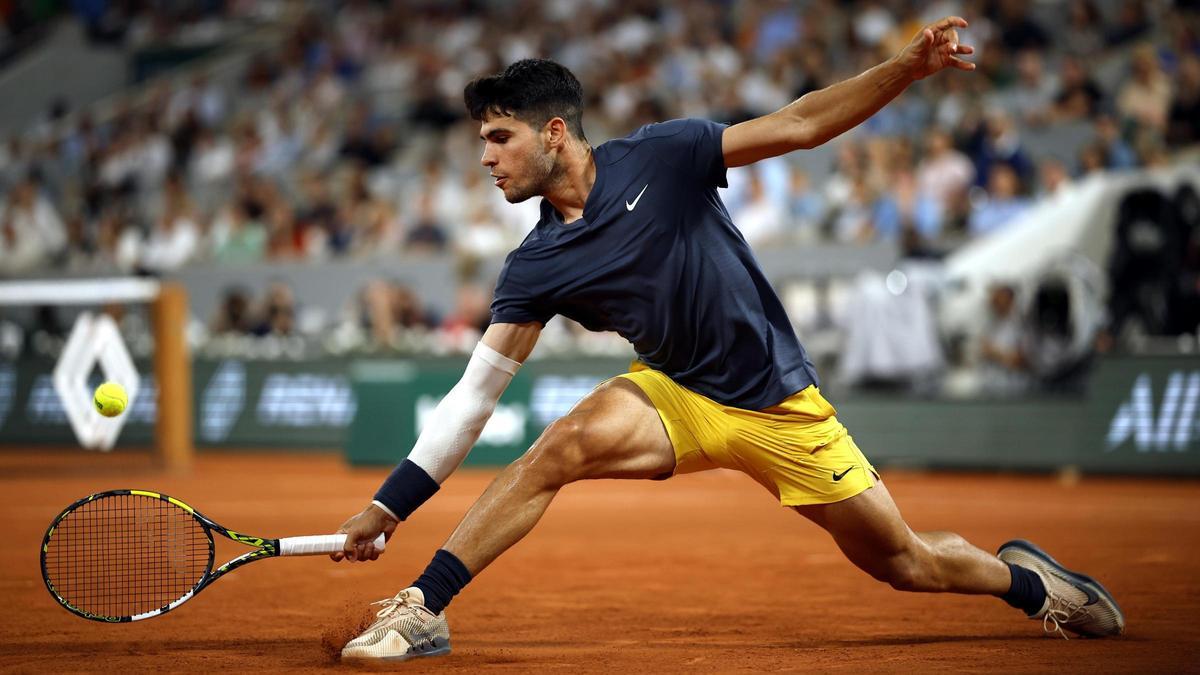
[479,114,555,203]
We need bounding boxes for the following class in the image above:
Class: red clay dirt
[1,450,1197,673]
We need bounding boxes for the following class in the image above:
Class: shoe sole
[998,539,1125,636]
[342,645,451,662]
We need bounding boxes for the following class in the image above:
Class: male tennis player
[333,17,1124,660]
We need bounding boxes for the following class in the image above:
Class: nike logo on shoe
[832,466,855,482]
[626,184,648,211]
[1075,580,1101,606]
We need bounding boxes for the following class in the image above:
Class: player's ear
[544,117,568,149]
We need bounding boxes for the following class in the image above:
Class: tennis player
[333,17,1124,660]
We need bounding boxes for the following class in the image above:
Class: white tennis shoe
[998,540,1125,639]
[341,587,451,661]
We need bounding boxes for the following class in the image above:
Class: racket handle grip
[278,533,386,557]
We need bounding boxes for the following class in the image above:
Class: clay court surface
[1,450,1198,673]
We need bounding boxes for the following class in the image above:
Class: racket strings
[43,494,209,619]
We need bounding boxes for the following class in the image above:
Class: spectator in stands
[1062,0,1105,57]
[823,140,866,228]
[340,101,393,168]
[1116,44,1173,133]
[888,165,941,242]
[1036,157,1071,198]
[351,195,403,259]
[999,49,1057,126]
[359,279,432,347]
[916,128,974,225]
[405,192,448,254]
[438,283,491,349]
[967,108,1034,189]
[979,283,1030,396]
[303,118,341,172]
[0,137,27,191]
[255,99,304,177]
[210,199,266,265]
[1134,135,1171,169]
[750,0,803,64]
[732,169,786,248]
[60,214,97,271]
[1093,114,1137,170]
[1077,141,1108,177]
[0,174,66,274]
[969,163,1031,237]
[1105,0,1152,47]
[294,170,340,258]
[139,172,199,273]
[167,73,226,131]
[995,0,1050,50]
[456,204,512,260]
[1167,54,1200,147]
[929,65,975,130]
[265,205,300,260]
[1052,55,1103,122]
[253,281,297,337]
[232,121,264,176]
[787,166,825,242]
[188,125,235,189]
[132,113,174,194]
[831,173,899,243]
[210,285,255,335]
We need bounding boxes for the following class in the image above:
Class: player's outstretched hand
[331,503,399,562]
[897,16,975,80]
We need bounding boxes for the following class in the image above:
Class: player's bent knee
[854,546,929,592]
[880,548,947,592]
[883,558,924,592]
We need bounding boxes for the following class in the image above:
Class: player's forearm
[785,56,915,150]
[372,342,521,520]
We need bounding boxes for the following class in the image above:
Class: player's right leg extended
[341,377,676,661]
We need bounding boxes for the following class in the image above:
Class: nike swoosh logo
[832,466,855,482]
[1080,583,1100,606]
[625,184,648,211]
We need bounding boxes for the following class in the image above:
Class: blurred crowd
[3,0,1199,277]
[71,0,270,48]
[0,0,53,66]
[200,275,503,358]
[1,0,1198,370]
[2,0,260,66]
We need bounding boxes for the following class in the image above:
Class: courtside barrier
[1,354,1197,475]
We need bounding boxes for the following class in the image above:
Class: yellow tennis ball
[93,382,128,418]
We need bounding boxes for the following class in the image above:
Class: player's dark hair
[464,59,587,141]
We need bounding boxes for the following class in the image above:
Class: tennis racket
[40,489,385,623]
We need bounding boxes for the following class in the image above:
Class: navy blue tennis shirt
[490,118,819,411]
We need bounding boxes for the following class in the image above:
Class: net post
[153,282,193,474]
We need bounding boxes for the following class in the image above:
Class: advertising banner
[2,354,1198,475]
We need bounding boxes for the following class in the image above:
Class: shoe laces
[1042,593,1087,640]
[370,590,420,622]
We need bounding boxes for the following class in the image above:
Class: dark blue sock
[1001,562,1047,616]
[412,549,472,614]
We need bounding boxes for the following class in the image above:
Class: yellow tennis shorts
[618,362,878,506]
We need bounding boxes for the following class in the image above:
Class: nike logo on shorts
[832,466,855,482]
[626,184,648,211]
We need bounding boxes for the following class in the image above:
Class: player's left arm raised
[722,16,974,168]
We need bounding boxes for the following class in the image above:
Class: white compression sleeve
[405,341,520,483]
